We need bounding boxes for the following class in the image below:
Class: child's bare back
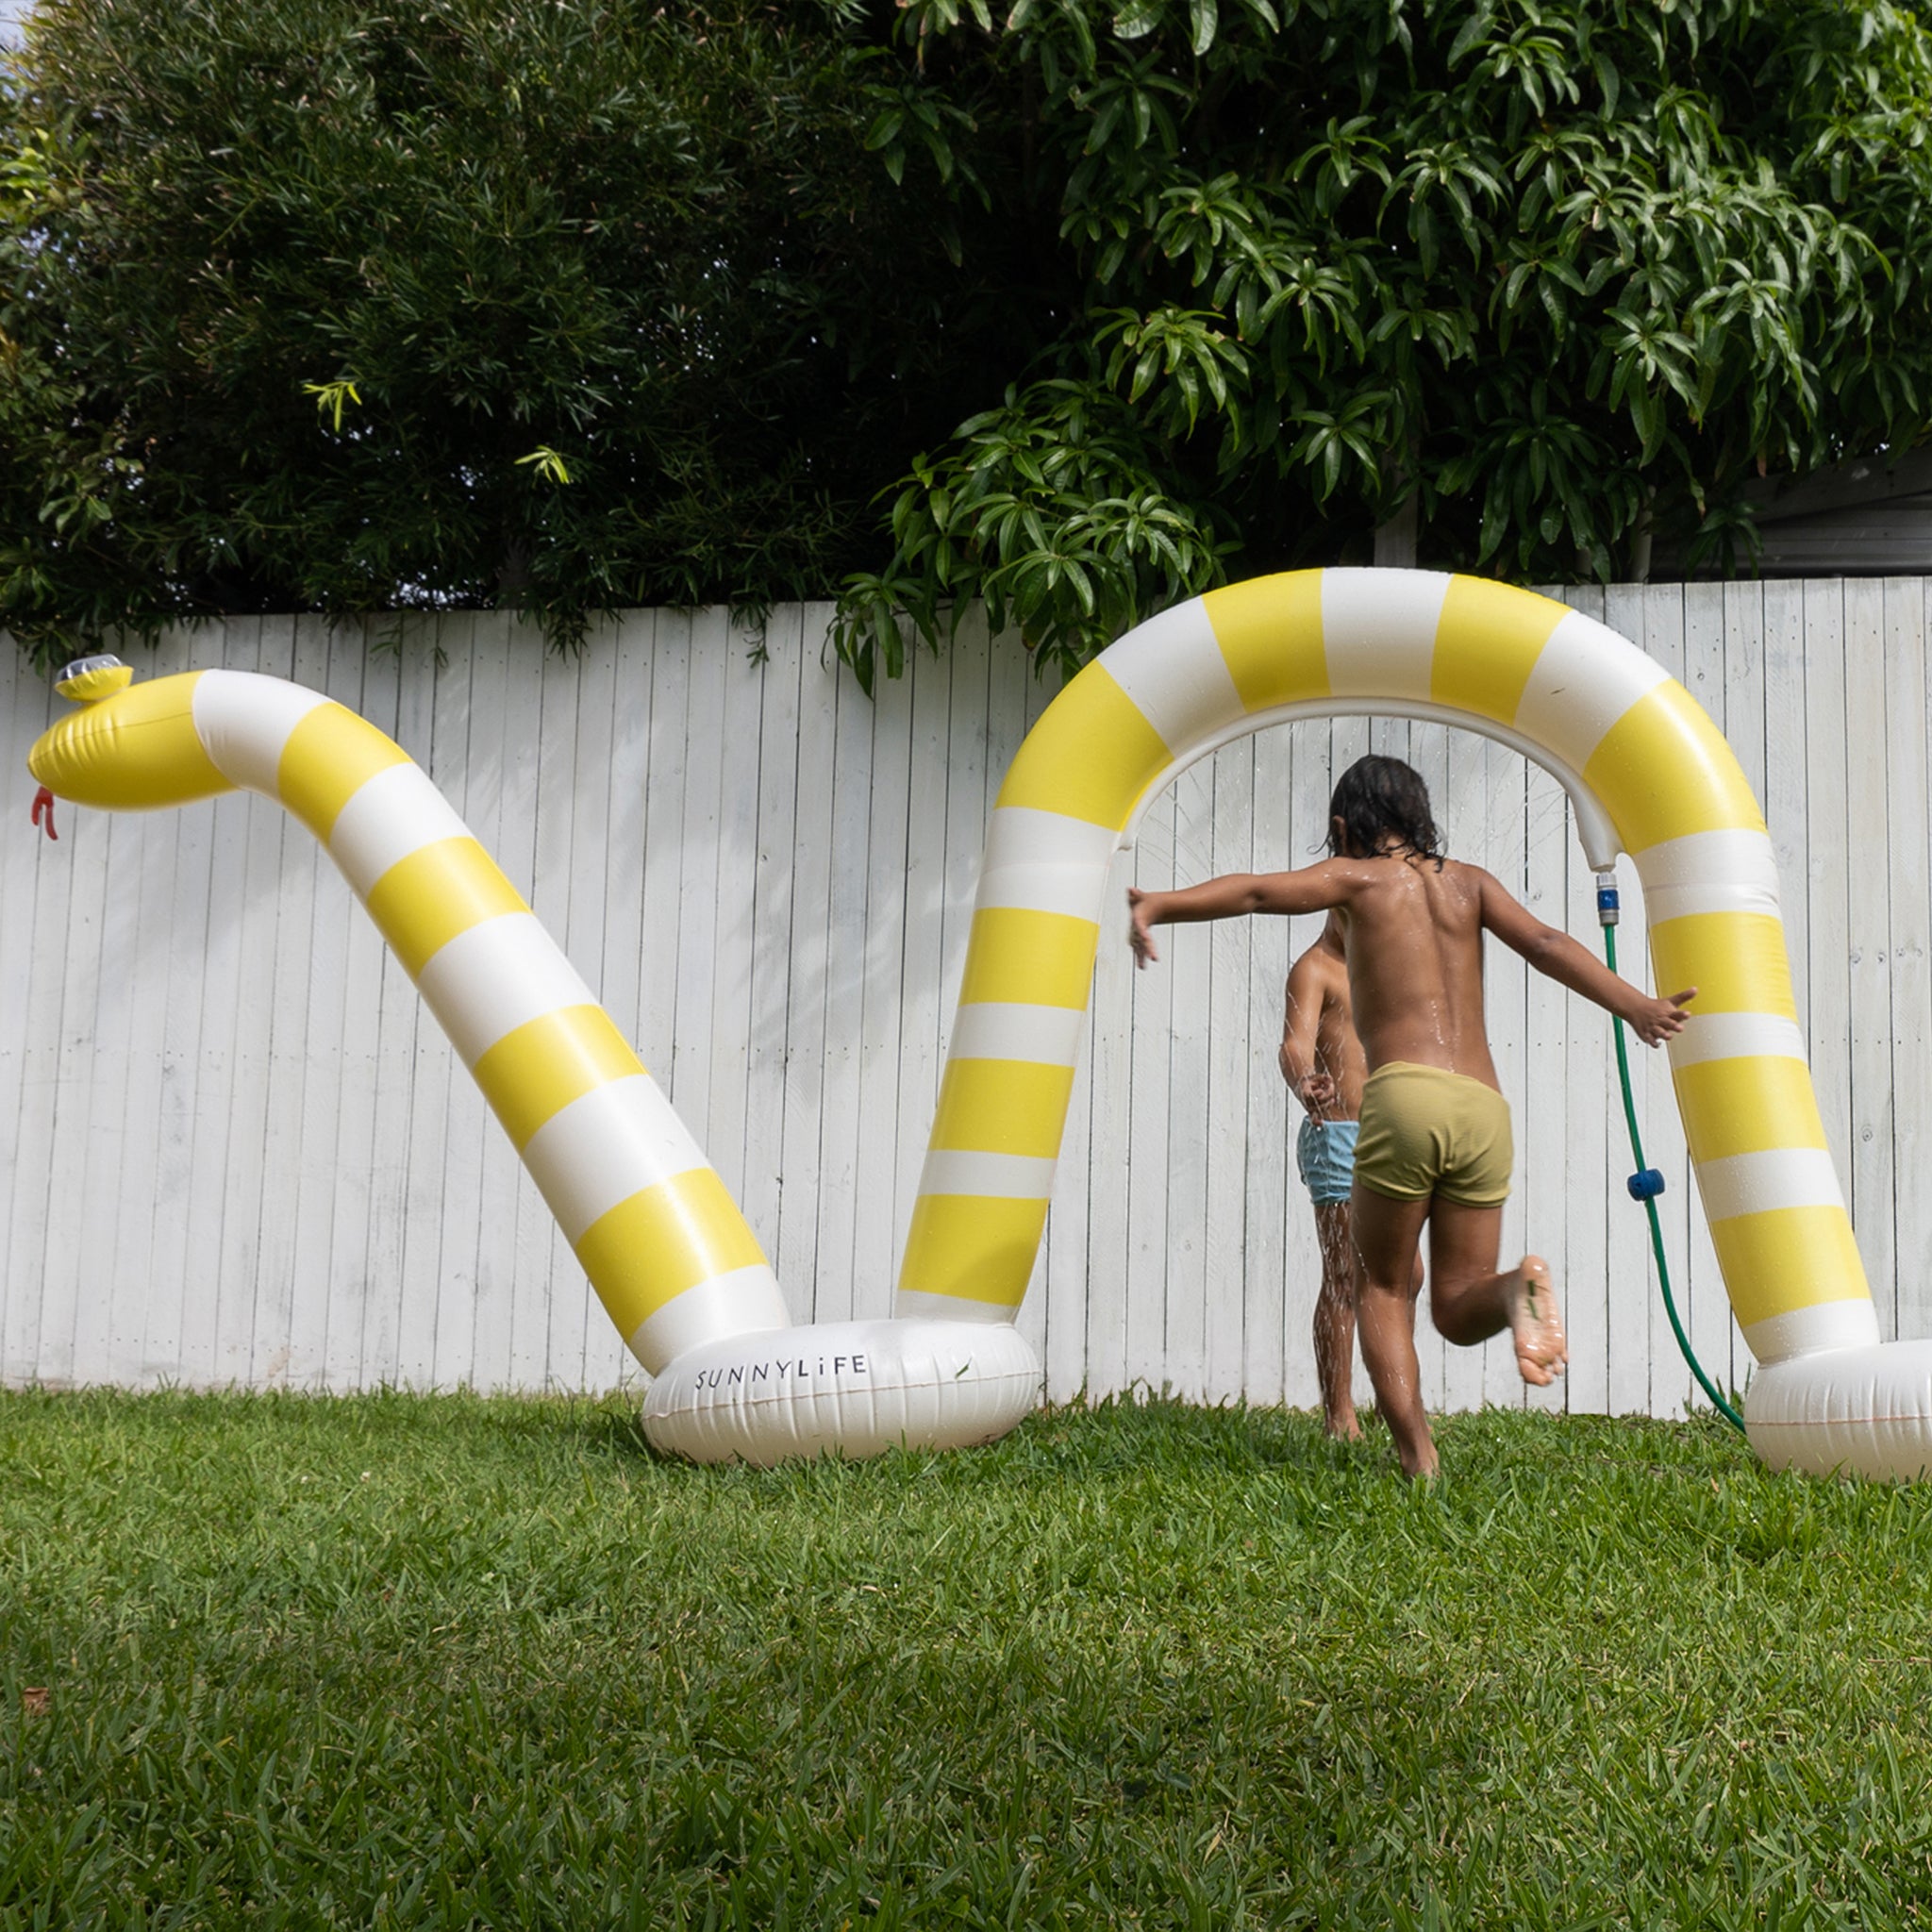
[1325,853,1498,1088]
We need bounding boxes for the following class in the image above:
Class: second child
[1280,912,1420,1441]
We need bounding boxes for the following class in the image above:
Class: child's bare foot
[1505,1257,1566,1386]
[1324,1409,1363,1443]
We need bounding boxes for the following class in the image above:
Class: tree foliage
[833,0,1932,683]
[5,0,1932,678]
[0,0,1047,660]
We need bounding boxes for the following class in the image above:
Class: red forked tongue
[30,786,57,841]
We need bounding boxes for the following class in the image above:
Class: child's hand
[1295,1071,1337,1118]
[1127,888,1160,968]
[1631,987,1696,1046]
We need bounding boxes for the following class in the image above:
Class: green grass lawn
[4,1390,1930,1930]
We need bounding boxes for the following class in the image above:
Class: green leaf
[1447,7,1491,69]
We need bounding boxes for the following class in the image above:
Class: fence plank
[1895,581,1932,1348]
[742,606,804,1286]
[1844,580,1894,1332]
[1804,581,1855,1252]
[856,646,913,1331]
[811,632,879,1328]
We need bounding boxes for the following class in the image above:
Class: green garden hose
[1597,884,1748,1436]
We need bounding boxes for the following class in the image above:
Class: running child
[1129,754,1693,1479]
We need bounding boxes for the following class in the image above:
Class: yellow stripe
[1582,681,1765,855]
[574,1170,770,1339]
[277,703,412,843]
[362,838,530,980]
[929,1058,1077,1158]
[1648,912,1797,1021]
[1707,1207,1870,1328]
[958,908,1098,1012]
[1672,1056,1827,1162]
[1203,571,1327,711]
[899,1195,1050,1308]
[472,1005,644,1148]
[994,666,1173,829]
[1431,576,1565,725]
[28,673,229,810]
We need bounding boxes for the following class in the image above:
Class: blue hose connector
[1595,869,1620,927]
[1627,1168,1666,1202]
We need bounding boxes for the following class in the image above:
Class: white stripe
[1321,568,1452,701]
[1642,880,1785,924]
[974,807,1122,921]
[1634,827,1783,924]
[917,1150,1058,1200]
[947,1002,1087,1067]
[974,866,1112,922]
[1512,608,1670,773]
[1668,1012,1808,1069]
[1698,1147,1844,1224]
[1633,826,1782,893]
[892,1287,1020,1324]
[1094,598,1243,750]
[1740,1299,1880,1367]
[980,808,1120,874]
[625,1266,791,1376]
[192,671,331,795]
[414,913,602,1065]
[328,762,476,898]
[524,1074,711,1242]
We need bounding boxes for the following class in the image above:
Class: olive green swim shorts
[1353,1062,1513,1208]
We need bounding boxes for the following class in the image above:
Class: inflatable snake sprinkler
[28,571,1932,1479]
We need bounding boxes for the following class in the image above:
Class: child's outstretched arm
[1475,871,1694,1044]
[1279,951,1335,1116]
[1127,864,1348,968]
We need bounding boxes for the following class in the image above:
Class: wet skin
[1280,917,1422,1441]
[1132,832,1694,1477]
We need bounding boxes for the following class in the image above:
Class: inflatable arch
[26,571,1932,1479]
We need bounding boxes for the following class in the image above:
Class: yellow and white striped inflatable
[28,570,1932,1477]
[891,569,1926,1479]
[26,657,1039,1463]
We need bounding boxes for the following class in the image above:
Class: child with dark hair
[1128,754,1694,1478]
[1325,753,1446,865]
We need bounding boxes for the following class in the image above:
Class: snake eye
[54,655,136,705]
[57,653,125,684]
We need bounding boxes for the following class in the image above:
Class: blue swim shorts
[1295,1117,1360,1207]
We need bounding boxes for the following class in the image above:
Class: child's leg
[1349,1181,1435,1477]
[1425,1201,1567,1385]
[1310,1201,1360,1439]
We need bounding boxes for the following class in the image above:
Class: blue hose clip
[1627,1167,1666,1202]
[1595,870,1620,927]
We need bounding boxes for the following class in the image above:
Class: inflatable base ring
[641,1320,1042,1465]
[1745,1341,1932,1482]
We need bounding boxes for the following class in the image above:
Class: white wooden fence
[3,581,1926,1420]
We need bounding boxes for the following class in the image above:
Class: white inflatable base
[641,1318,1042,1465]
[1745,1339,1932,1481]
